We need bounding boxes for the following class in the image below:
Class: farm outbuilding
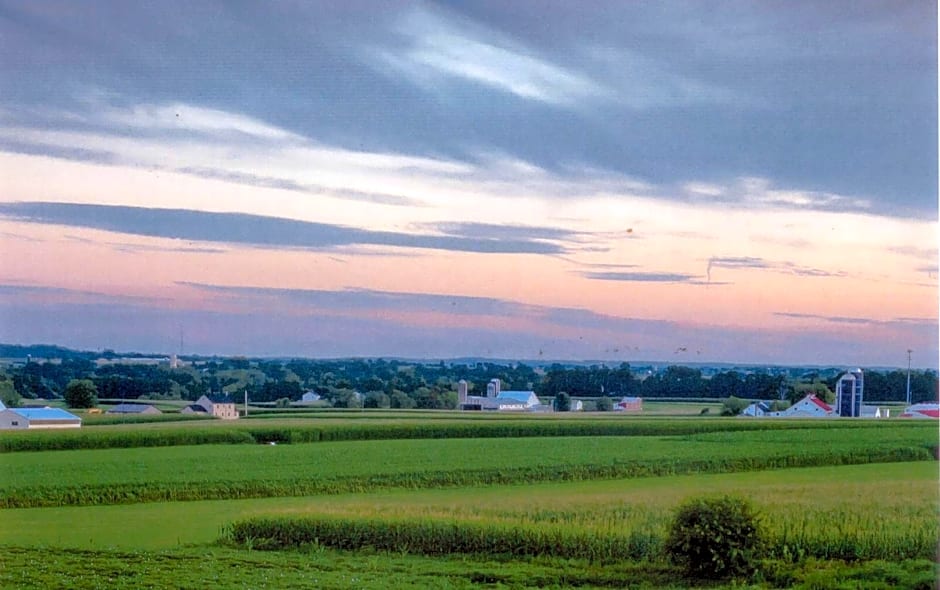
[0,402,82,430]
[772,394,833,418]
[106,403,162,415]
[900,403,939,419]
[183,394,239,419]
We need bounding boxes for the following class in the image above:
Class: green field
[1,415,937,588]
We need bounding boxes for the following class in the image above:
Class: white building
[301,392,321,403]
[741,401,772,417]
[771,394,834,418]
[181,394,239,419]
[459,379,546,411]
[0,401,82,429]
[900,403,939,419]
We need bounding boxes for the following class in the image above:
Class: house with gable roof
[181,394,239,419]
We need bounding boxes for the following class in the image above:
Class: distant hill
[0,343,96,360]
[0,344,162,361]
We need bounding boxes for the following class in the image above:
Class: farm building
[900,403,939,419]
[181,394,239,419]
[458,379,547,411]
[742,401,772,417]
[615,397,642,412]
[106,403,162,415]
[835,369,864,417]
[301,392,321,403]
[0,402,82,429]
[772,394,833,418]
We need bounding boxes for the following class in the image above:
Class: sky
[0,1,936,368]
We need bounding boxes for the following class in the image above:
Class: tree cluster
[6,355,938,408]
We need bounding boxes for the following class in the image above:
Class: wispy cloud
[0,202,569,256]
[774,311,938,329]
[581,271,703,284]
[679,177,873,213]
[368,6,608,107]
[706,256,843,282]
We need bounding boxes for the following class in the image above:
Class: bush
[64,379,98,409]
[665,496,763,580]
[720,396,749,416]
[595,397,613,412]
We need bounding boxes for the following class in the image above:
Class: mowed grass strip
[1,415,930,452]
[0,426,934,508]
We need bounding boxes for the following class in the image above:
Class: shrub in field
[64,379,98,409]
[720,396,749,416]
[665,495,763,580]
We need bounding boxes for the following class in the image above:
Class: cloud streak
[706,256,844,282]
[0,202,569,255]
[370,7,608,107]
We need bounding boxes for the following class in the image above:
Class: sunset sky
[0,1,936,367]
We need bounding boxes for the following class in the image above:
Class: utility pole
[905,349,912,405]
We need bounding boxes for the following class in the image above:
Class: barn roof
[12,407,81,421]
[806,395,832,412]
[497,391,538,403]
[107,403,158,414]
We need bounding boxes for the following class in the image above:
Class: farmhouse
[0,401,82,429]
[106,403,162,415]
[741,401,772,417]
[181,394,239,419]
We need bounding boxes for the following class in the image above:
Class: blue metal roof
[496,391,537,403]
[108,403,156,413]
[13,408,81,421]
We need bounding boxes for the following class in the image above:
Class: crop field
[0,424,934,508]
[0,411,926,452]
[1,417,937,589]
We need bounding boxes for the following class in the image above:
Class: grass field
[1,414,936,588]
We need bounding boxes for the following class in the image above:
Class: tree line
[2,356,937,409]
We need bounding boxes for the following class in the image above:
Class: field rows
[1,415,932,452]
[0,426,934,508]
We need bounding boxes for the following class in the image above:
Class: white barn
[773,394,834,418]
[0,401,82,429]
